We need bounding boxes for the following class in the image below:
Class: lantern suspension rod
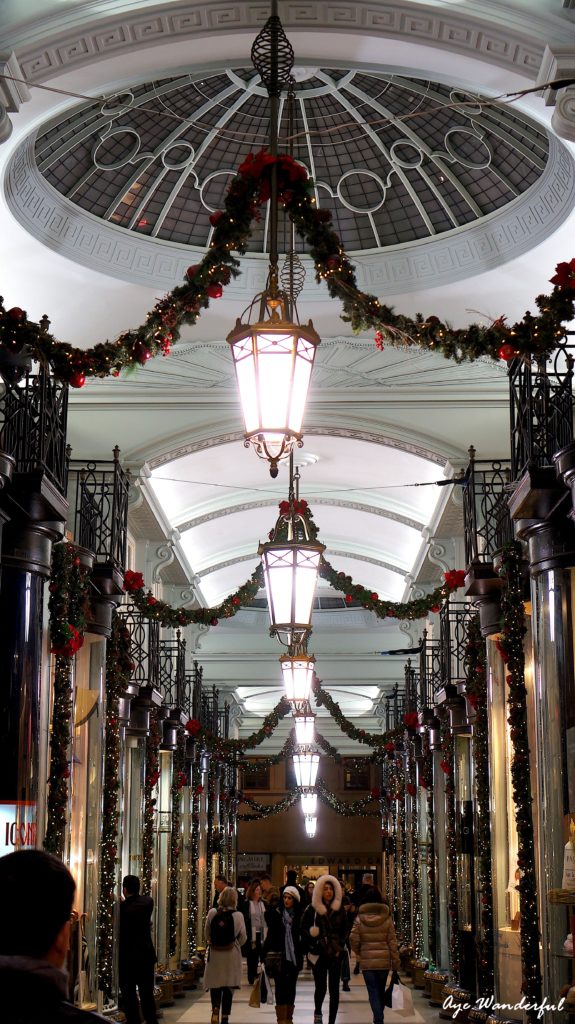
[268,0,280,298]
[287,78,296,319]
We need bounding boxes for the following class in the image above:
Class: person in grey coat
[204,887,247,1024]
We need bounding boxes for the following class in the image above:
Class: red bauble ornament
[186,264,200,280]
[209,210,223,227]
[326,256,339,270]
[147,595,157,606]
[7,307,25,320]
[370,592,378,602]
[431,604,440,613]
[207,282,223,299]
[499,342,516,362]
[70,369,86,389]
[232,596,241,606]
[344,594,353,604]
[133,339,152,365]
[210,617,219,626]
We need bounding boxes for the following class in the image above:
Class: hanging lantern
[293,748,320,787]
[300,789,317,815]
[259,496,325,647]
[280,652,315,701]
[294,710,315,745]
[227,294,321,478]
[304,815,317,837]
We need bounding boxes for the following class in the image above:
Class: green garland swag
[169,731,187,958]
[188,760,201,954]
[498,542,543,1020]
[316,779,380,817]
[3,150,575,380]
[237,734,297,770]
[237,790,299,821]
[315,730,385,766]
[185,695,292,752]
[464,614,494,997]
[440,715,461,981]
[407,746,424,957]
[98,613,132,995]
[142,710,161,894]
[312,676,405,747]
[44,543,91,856]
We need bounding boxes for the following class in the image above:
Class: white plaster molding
[9,2,549,85]
[0,52,31,143]
[5,129,575,296]
[536,45,575,143]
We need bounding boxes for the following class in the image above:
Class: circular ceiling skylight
[5,66,573,293]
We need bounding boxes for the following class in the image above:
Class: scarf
[283,908,297,965]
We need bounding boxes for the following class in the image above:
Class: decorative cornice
[5,130,575,297]
[148,426,446,469]
[196,546,407,580]
[176,496,424,535]
[10,2,549,86]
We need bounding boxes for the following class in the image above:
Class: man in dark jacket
[119,875,159,1024]
[0,849,105,1023]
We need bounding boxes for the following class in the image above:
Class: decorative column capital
[537,46,575,142]
[0,52,31,145]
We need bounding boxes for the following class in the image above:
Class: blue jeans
[341,948,351,984]
[362,969,389,1024]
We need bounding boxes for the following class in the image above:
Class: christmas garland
[237,789,299,821]
[188,761,201,953]
[312,675,405,747]
[205,761,215,912]
[44,543,91,856]
[122,566,263,628]
[421,738,437,965]
[408,746,424,957]
[464,614,494,997]
[316,778,380,817]
[184,695,292,753]
[440,715,461,981]
[169,731,187,958]
[498,542,543,1020]
[315,730,384,766]
[98,612,132,995]
[142,710,161,894]
[3,150,575,380]
[320,561,466,620]
[236,734,297,770]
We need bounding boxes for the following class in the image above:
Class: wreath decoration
[2,153,574,384]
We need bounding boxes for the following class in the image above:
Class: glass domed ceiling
[34,67,548,254]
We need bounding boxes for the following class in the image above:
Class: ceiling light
[293,707,315,744]
[226,2,320,479]
[293,748,320,787]
[300,789,317,815]
[304,815,317,837]
[280,652,315,701]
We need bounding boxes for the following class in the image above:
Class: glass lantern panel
[288,339,315,432]
[256,331,296,430]
[232,338,259,434]
[300,792,317,815]
[281,658,313,701]
[295,716,315,744]
[304,815,317,837]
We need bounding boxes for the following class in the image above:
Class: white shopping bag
[392,983,413,1014]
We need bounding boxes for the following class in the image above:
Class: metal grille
[0,363,68,494]
[182,660,203,719]
[384,683,406,730]
[419,630,442,707]
[439,603,475,686]
[69,446,129,566]
[118,604,159,689]
[158,631,186,708]
[510,342,575,479]
[463,450,513,566]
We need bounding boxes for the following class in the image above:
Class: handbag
[264,951,283,979]
[249,974,261,1009]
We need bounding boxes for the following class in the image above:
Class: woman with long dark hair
[242,880,267,984]
[301,874,349,1024]
[263,886,303,1023]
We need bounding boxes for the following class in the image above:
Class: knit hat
[283,885,301,902]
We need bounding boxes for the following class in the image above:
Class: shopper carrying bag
[301,875,349,1024]
[263,885,303,1023]
[350,887,400,1024]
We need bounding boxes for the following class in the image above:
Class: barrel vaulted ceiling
[2,0,575,743]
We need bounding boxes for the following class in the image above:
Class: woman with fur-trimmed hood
[350,887,400,1024]
[301,874,350,1024]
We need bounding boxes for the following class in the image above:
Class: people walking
[119,875,159,1024]
[212,874,230,909]
[301,874,349,1024]
[205,886,247,1024]
[242,880,267,984]
[260,872,281,909]
[280,868,305,903]
[264,885,303,1024]
[349,888,400,1024]
[302,880,315,909]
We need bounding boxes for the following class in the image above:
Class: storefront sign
[237,853,270,872]
[0,801,36,856]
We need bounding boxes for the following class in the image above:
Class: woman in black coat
[263,886,303,1024]
[301,874,349,1024]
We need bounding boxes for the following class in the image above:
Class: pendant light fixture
[280,649,315,701]
[293,704,315,744]
[304,815,318,838]
[293,747,320,788]
[300,789,318,815]
[259,460,325,646]
[226,1,321,478]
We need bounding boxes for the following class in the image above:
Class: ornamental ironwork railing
[118,604,160,689]
[0,360,68,495]
[218,701,230,740]
[439,603,475,686]
[509,342,575,481]
[69,446,129,567]
[463,447,513,567]
[404,660,418,713]
[420,629,442,706]
[183,660,203,720]
[158,631,186,709]
[384,683,406,730]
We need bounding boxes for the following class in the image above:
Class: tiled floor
[158,968,433,1024]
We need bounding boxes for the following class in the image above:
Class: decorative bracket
[537,46,575,142]
[0,53,31,145]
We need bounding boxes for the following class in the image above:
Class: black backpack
[210,908,236,949]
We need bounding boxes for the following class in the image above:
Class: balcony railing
[183,660,203,720]
[0,361,68,495]
[419,629,442,707]
[158,631,186,709]
[463,448,513,567]
[439,603,475,686]
[118,605,160,689]
[509,342,574,481]
[69,446,129,568]
[384,683,406,730]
